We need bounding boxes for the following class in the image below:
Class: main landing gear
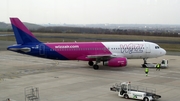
[93,65,99,70]
[88,61,94,66]
[88,59,100,70]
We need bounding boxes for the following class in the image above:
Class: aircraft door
[145,43,151,57]
[39,44,45,56]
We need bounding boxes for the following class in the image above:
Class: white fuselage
[102,41,166,59]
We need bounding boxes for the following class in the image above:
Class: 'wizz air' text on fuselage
[120,43,143,54]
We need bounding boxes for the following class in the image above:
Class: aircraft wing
[87,53,124,59]
[87,54,112,58]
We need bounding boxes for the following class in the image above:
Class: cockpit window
[155,46,160,49]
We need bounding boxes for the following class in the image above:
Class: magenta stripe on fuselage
[10,18,35,38]
[45,42,111,60]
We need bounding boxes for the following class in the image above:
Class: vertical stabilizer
[10,18,41,44]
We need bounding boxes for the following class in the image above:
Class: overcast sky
[0,0,180,24]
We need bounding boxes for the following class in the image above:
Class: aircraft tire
[88,61,94,66]
[142,64,146,68]
[93,65,99,70]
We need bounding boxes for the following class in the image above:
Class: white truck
[142,59,168,68]
[110,82,161,101]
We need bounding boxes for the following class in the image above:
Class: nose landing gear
[142,58,147,67]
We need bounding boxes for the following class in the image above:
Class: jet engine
[103,57,127,67]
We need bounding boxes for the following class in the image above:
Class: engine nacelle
[104,57,127,67]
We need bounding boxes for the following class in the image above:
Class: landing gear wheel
[93,65,99,70]
[142,64,146,68]
[143,97,149,101]
[124,94,129,99]
[88,61,94,66]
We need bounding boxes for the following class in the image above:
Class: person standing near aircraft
[145,67,149,76]
[156,63,161,71]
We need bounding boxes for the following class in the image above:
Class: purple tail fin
[10,18,41,44]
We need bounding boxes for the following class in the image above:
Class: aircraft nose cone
[161,49,166,55]
[164,49,166,55]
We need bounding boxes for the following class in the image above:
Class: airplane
[7,18,166,70]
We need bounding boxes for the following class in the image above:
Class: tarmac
[0,50,180,101]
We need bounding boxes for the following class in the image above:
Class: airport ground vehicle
[110,82,161,101]
[142,59,168,68]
